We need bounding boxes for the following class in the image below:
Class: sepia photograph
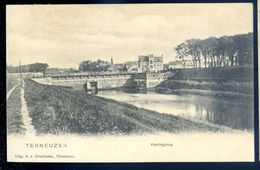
[6,3,255,162]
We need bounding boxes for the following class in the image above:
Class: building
[182,55,194,68]
[163,64,170,70]
[134,72,169,89]
[167,60,183,69]
[125,61,139,73]
[111,57,114,66]
[167,54,194,69]
[114,63,126,71]
[124,54,163,73]
[108,57,115,72]
[138,55,163,73]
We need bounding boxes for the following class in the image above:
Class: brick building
[138,55,163,73]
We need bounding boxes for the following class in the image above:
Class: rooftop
[138,55,163,62]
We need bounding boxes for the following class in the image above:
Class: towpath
[20,80,36,136]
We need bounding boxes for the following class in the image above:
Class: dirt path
[20,80,36,136]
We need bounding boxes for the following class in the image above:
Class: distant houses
[125,54,164,73]
[165,59,193,70]
[125,61,139,73]
[113,63,126,71]
[138,55,163,73]
[76,54,187,74]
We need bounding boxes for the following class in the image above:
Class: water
[98,91,254,131]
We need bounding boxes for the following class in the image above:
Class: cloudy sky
[6,4,253,68]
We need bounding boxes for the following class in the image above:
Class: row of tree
[7,63,49,73]
[79,59,111,72]
[175,33,253,68]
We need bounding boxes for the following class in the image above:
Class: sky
[6,4,253,68]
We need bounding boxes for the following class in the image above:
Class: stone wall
[32,72,171,91]
[31,75,134,91]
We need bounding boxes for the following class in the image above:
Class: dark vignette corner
[253,0,259,163]
[0,3,6,170]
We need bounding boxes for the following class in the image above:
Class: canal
[98,91,254,131]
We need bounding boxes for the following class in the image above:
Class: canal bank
[156,79,254,96]
[156,66,254,96]
[7,82,26,134]
[23,79,235,135]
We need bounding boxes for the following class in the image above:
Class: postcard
[6,3,254,162]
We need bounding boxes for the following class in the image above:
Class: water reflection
[98,91,253,131]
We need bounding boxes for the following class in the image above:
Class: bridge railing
[46,71,134,78]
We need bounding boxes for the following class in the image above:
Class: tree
[175,43,190,69]
[233,33,253,65]
[186,39,201,68]
[7,63,49,73]
[174,33,253,69]
[79,59,111,72]
[28,63,49,72]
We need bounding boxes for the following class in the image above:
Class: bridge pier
[83,81,98,94]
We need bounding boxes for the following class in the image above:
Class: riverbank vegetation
[157,79,253,96]
[24,79,233,135]
[172,66,253,81]
[157,66,254,96]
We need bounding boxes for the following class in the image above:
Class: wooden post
[19,60,22,80]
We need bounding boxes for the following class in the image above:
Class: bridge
[32,72,172,93]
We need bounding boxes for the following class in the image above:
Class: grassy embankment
[7,82,25,134]
[157,66,254,96]
[7,74,20,93]
[7,75,25,134]
[24,79,234,135]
